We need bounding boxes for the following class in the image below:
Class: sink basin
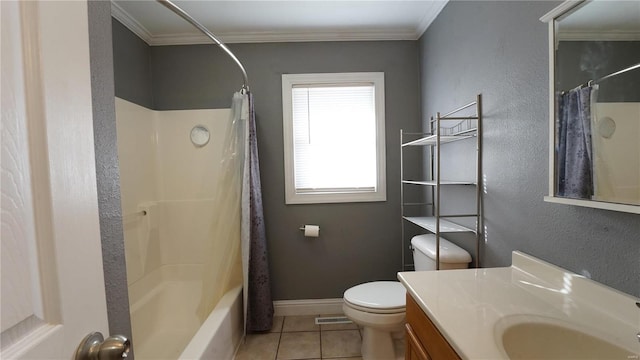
[496,316,638,359]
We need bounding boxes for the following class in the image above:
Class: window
[282,72,386,204]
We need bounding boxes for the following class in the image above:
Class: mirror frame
[540,0,640,214]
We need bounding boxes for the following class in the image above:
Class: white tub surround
[116,98,242,359]
[398,251,640,359]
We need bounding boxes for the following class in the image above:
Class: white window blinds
[291,85,377,193]
[282,72,385,204]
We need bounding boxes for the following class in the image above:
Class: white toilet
[342,234,472,360]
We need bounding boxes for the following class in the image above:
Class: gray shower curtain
[244,92,274,332]
[556,86,594,199]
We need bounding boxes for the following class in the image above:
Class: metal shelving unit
[400,94,482,270]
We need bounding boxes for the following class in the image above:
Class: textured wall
[419,1,639,297]
[112,37,423,299]
[87,2,133,347]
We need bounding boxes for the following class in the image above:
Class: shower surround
[115,98,243,358]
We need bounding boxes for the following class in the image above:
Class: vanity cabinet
[405,294,461,360]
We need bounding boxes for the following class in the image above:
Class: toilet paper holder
[298,225,319,231]
[299,225,320,237]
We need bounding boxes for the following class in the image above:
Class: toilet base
[361,326,404,360]
[362,327,396,360]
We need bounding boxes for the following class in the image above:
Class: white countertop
[398,251,640,359]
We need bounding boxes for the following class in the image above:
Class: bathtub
[124,198,243,359]
[129,264,243,359]
[179,285,243,359]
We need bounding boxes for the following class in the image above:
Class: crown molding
[147,29,419,46]
[111,1,153,45]
[415,0,448,40]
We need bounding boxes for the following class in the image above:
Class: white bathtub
[129,265,243,359]
[179,285,243,359]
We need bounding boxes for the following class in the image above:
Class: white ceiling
[111,0,449,45]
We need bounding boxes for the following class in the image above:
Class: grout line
[274,316,284,360]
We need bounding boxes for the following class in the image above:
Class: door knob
[74,332,131,360]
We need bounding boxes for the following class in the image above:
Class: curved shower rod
[156,0,250,91]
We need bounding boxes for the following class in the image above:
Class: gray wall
[112,33,423,299]
[222,43,421,300]
[87,2,133,349]
[112,19,153,108]
[419,1,639,296]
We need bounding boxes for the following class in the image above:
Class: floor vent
[315,316,352,325]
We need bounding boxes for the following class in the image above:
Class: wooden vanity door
[405,294,462,360]
[406,323,430,360]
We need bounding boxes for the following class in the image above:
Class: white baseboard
[273,298,344,317]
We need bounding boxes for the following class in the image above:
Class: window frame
[281,72,386,204]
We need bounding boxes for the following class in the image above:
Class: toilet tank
[411,234,472,270]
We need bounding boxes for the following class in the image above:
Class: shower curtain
[197,92,273,333]
[197,93,247,323]
[241,92,274,333]
[556,86,594,199]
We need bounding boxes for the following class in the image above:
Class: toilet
[342,234,472,360]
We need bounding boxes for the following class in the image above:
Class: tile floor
[235,314,402,360]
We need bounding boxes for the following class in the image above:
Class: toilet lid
[411,234,472,264]
[344,281,406,310]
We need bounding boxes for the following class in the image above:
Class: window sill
[285,191,386,205]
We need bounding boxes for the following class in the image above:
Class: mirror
[541,0,640,214]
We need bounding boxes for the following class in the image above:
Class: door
[2,1,110,358]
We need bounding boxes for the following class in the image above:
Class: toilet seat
[343,281,407,360]
[343,281,406,313]
[344,299,405,314]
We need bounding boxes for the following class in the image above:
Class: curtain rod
[563,62,640,94]
[156,0,250,92]
[588,62,640,87]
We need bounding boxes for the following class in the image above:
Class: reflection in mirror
[553,0,640,206]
